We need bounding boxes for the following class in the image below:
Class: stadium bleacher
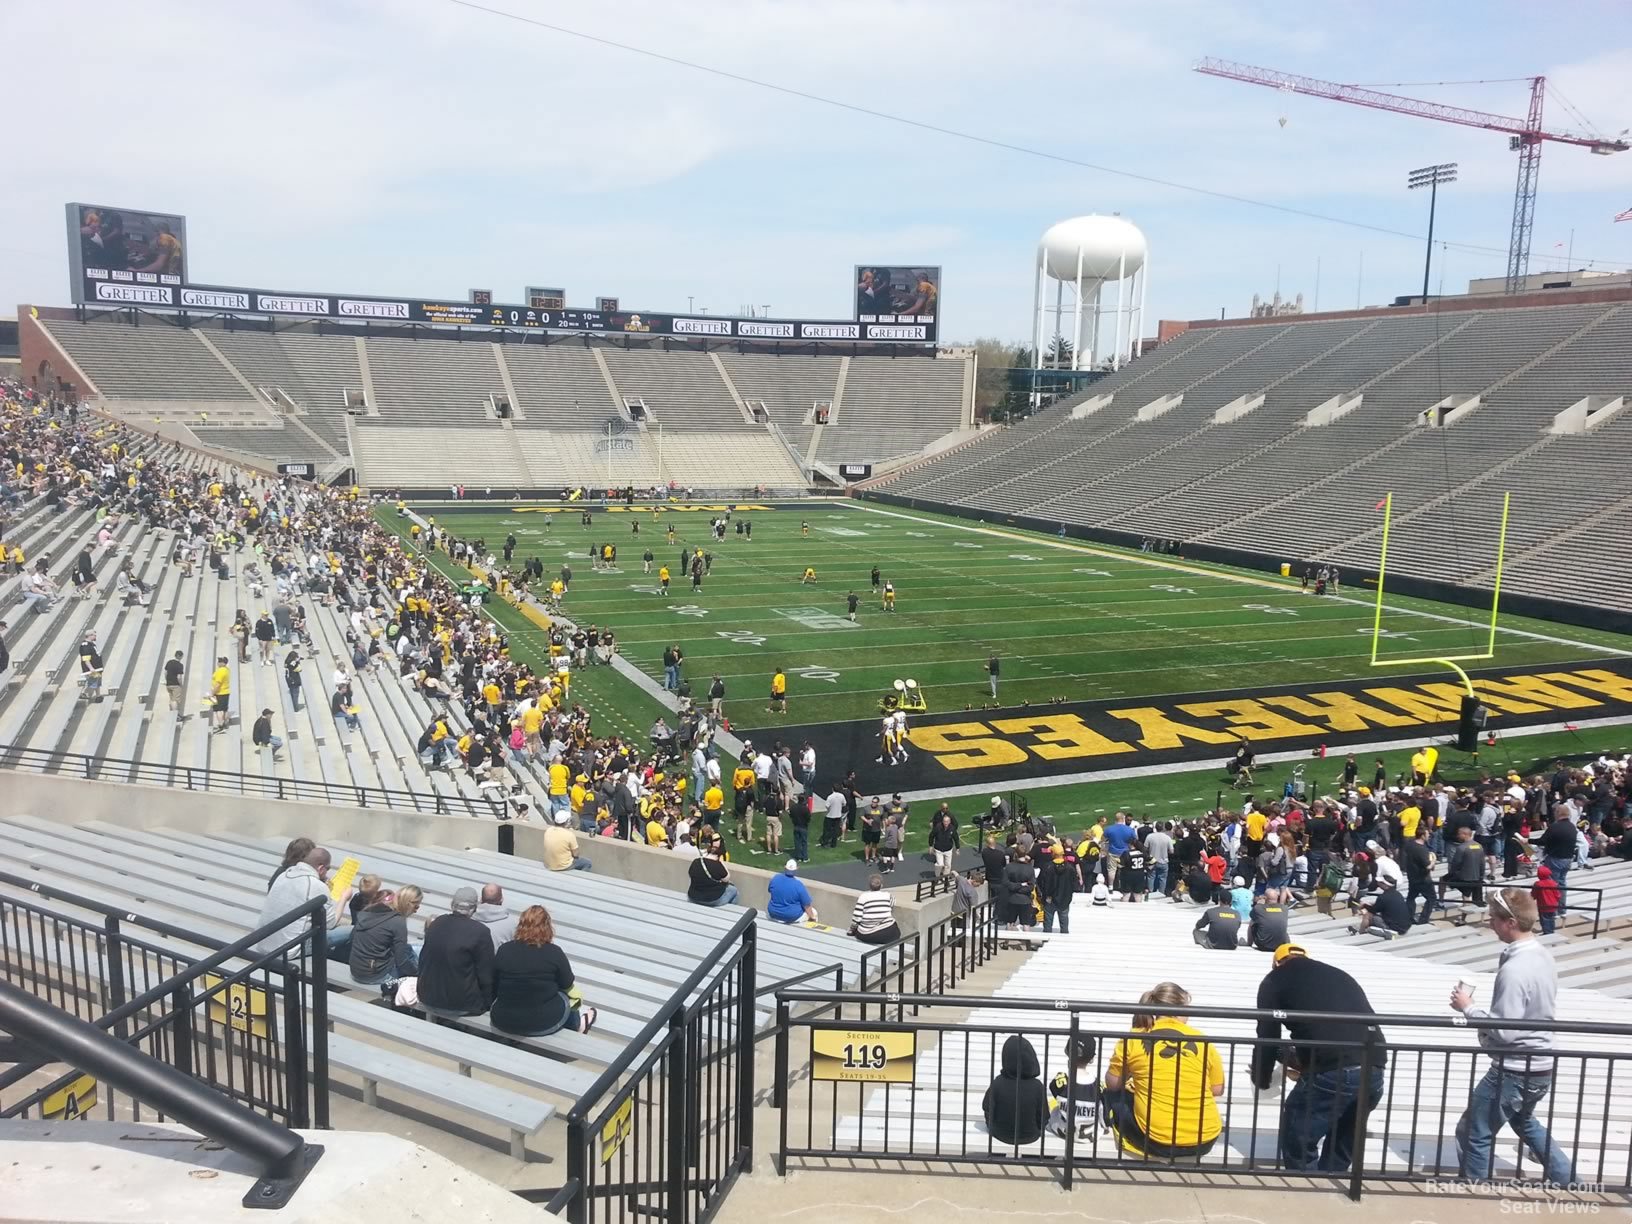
[30,317,974,484]
[873,299,1632,612]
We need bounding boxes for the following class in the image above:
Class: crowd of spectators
[965,751,1631,944]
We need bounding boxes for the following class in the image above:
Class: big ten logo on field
[904,664,1632,775]
[820,526,869,537]
[773,607,857,631]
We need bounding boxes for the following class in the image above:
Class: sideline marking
[853,503,1632,660]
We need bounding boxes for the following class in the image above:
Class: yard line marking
[854,503,1632,659]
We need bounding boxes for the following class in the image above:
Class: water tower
[1031,214,1148,377]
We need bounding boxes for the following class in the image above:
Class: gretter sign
[779,659,1632,791]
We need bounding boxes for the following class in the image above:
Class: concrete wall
[1,771,947,935]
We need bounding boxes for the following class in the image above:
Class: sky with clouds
[2,0,1628,342]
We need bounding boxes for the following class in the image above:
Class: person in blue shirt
[1102,812,1138,887]
[767,860,817,924]
[1103,813,1138,857]
[1229,876,1255,917]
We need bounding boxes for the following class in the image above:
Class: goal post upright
[1367,490,1512,700]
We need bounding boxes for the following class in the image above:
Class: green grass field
[379,501,1632,870]
[407,499,1632,733]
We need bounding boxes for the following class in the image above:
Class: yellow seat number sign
[600,1097,634,1164]
[43,1073,97,1121]
[202,973,272,1040]
[811,1028,916,1084]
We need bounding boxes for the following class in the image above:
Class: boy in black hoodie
[983,1034,1049,1145]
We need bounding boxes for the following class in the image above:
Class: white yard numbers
[672,604,709,618]
[1364,627,1419,642]
[716,629,766,647]
[952,541,983,550]
[904,531,928,538]
[627,584,662,595]
[791,665,841,684]
[773,607,858,631]
[1008,553,1041,562]
[1150,583,1195,595]
[820,526,869,538]
[1242,603,1298,616]
[1073,567,1111,577]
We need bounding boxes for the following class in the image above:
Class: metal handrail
[0,867,325,980]
[562,907,758,1126]
[0,981,321,1208]
[0,742,502,819]
[773,986,1632,1036]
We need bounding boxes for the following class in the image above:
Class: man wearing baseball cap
[1251,944,1387,1172]
[766,859,816,925]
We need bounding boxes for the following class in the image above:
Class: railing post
[310,913,330,1130]
[736,921,757,1173]
[665,1006,689,1222]
[283,960,310,1130]
[772,994,790,1120]
[170,984,196,1080]
[103,915,129,1041]
[1062,1010,1080,1190]
[185,766,195,792]
[1348,1030,1377,1201]
[564,1116,589,1224]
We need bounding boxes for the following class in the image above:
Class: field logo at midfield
[773,607,857,631]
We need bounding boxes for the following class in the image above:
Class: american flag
[1617,207,1632,223]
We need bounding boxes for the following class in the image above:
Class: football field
[411,499,1632,740]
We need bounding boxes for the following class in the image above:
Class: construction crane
[1194,58,1629,294]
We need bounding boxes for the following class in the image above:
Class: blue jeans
[1042,901,1070,933]
[1280,1062,1385,1172]
[1149,863,1168,897]
[567,857,592,871]
[1457,1065,1574,1185]
[664,664,679,691]
[697,884,740,908]
[792,825,809,861]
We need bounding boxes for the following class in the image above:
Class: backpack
[1319,860,1346,894]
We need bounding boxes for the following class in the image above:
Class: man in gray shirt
[1450,888,1574,1186]
[1145,822,1174,897]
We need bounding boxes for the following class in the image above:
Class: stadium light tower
[1408,162,1457,302]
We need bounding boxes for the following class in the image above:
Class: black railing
[0,983,322,1208]
[0,742,503,820]
[0,872,331,1209]
[547,910,758,1224]
[855,899,999,1023]
[0,868,330,1133]
[772,990,1632,1201]
[913,875,956,903]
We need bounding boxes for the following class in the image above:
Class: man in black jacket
[1252,944,1387,1172]
[1538,806,1579,909]
[416,887,494,1017]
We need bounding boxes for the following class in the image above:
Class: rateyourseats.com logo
[1421,1177,1607,1211]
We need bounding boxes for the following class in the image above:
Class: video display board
[67,202,188,304]
[854,265,940,329]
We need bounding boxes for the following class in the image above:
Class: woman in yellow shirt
[1104,982,1224,1159]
